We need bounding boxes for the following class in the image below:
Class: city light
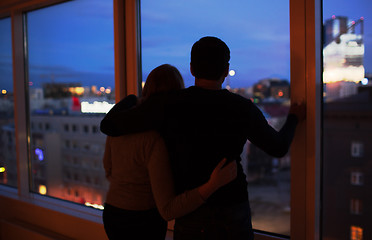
[1,89,6,94]
[229,69,236,77]
[81,101,115,113]
[323,66,365,83]
[0,167,5,173]
[361,78,368,85]
[85,202,104,210]
[350,226,363,240]
[39,185,47,195]
[35,148,44,161]
[100,87,105,92]
[69,87,85,96]
[323,34,365,83]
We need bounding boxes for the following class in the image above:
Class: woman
[102,64,237,240]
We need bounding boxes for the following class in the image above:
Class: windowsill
[0,184,103,224]
[0,185,293,240]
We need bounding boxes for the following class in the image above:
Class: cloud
[141,10,170,23]
[62,0,113,19]
[27,64,114,88]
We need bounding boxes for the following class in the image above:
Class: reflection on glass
[142,0,290,235]
[26,0,114,208]
[0,17,17,188]
[322,0,372,239]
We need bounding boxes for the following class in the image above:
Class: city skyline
[0,0,371,92]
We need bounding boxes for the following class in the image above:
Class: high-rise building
[323,86,372,239]
[324,16,349,46]
[323,16,365,99]
[0,84,114,208]
[29,113,108,206]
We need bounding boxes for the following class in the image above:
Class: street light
[226,69,236,90]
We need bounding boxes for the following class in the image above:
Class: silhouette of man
[101,36,305,240]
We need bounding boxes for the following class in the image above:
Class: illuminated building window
[35,148,44,161]
[350,226,363,240]
[351,141,364,157]
[39,185,47,195]
[351,171,364,185]
[350,199,363,215]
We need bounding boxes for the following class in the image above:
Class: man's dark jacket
[100,86,298,206]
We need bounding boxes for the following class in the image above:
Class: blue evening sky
[0,0,371,92]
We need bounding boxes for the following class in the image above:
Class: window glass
[141,0,290,235]
[350,226,363,240]
[350,171,364,185]
[350,198,362,215]
[0,17,17,188]
[351,141,364,157]
[26,0,114,208]
[322,0,372,239]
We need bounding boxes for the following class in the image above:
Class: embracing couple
[100,36,305,240]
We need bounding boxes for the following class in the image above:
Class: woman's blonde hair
[142,64,185,98]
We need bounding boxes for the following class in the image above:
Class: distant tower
[323,15,365,100]
[324,16,348,46]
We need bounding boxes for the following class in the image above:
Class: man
[101,36,305,239]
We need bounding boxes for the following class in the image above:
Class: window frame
[351,141,364,157]
[283,0,322,239]
[0,0,112,224]
[0,0,322,239]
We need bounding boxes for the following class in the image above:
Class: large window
[141,0,291,236]
[26,0,114,208]
[5,0,367,239]
[322,0,372,239]
[0,17,17,188]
